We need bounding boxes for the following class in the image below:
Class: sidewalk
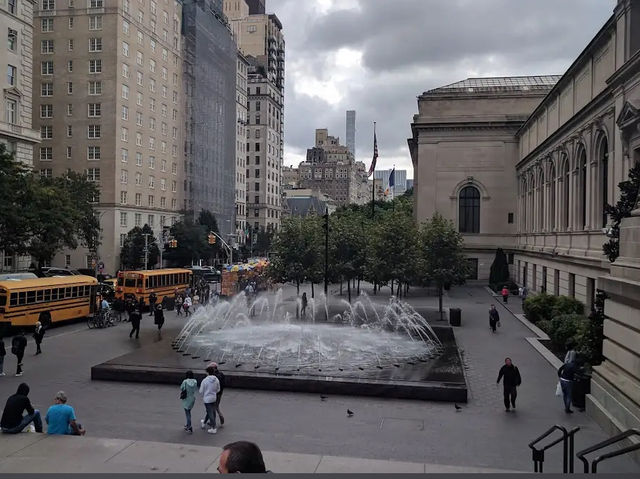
[0,434,521,474]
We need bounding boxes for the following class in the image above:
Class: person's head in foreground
[54,391,67,404]
[505,357,512,366]
[218,441,266,473]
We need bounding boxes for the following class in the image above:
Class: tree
[198,210,221,263]
[330,210,368,301]
[0,144,33,257]
[120,225,160,270]
[164,219,208,267]
[420,213,470,320]
[603,162,640,262]
[489,248,510,288]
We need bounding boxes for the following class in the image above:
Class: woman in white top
[199,366,220,434]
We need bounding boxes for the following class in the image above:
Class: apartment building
[235,51,248,244]
[32,0,185,274]
[0,0,40,272]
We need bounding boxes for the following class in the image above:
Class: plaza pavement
[0,285,637,473]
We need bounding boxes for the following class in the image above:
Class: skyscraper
[346,110,356,158]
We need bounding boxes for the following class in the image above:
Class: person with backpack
[33,321,45,355]
[154,304,165,338]
[11,331,27,377]
[489,305,500,333]
[183,296,192,317]
[148,292,157,317]
[558,361,578,413]
[497,357,522,412]
[129,304,142,339]
[180,370,198,434]
[0,338,6,376]
[175,294,183,317]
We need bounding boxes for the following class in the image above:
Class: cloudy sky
[269,0,616,178]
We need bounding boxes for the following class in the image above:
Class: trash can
[449,308,461,327]
[572,373,591,411]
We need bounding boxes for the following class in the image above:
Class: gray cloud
[270,0,616,177]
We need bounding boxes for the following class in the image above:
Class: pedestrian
[11,331,27,377]
[183,296,192,317]
[199,365,221,434]
[148,292,157,317]
[217,441,267,474]
[0,383,43,433]
[301,292,308,319]
[33,321,45,355]
[497,357,522,412]
[175,294,183,316]
[501,286,509,304]
[521,286,528,307]
[180,370,198,434]
[0,337,5,377]
[45,391,85,436]
[489,305,500,333]
[558,360,578,413]
[139,297,146,314]
[208,362,226,427]
[154,304,165,338]
[129,305,142,339]
[564,340,577,364]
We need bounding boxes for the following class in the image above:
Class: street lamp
[324,208,329,295]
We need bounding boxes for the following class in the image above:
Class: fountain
[92,290,467,402]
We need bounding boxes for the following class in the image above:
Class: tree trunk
[390,279,394,296]
[438,284,444,321]
[347,279,352,303]
[357,279,361,296]
[340,282,343,295]
[311,282,315,299]
[296,280,300,295]
[373,282,377,295]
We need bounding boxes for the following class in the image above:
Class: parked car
[39,267,80,277]
[0,272,38,281]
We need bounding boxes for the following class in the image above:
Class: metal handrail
[528,425,580,473]
[577,429,640,473]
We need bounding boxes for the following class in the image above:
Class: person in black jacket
[0,383,43,433]
[0,338,6,376]
[129,305,142,339]
[148,292,157,317]
[489,305,500,333]
[33,321,45,355]
[497,357,522,412]
[11,331,27,376]
[558,361,578,413]
[153,304,165,338]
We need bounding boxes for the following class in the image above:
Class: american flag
[368,129,378,177]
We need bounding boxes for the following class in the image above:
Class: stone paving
[0,285,637,473]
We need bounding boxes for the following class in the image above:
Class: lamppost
[324,208,329,295]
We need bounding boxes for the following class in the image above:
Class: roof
[0,276,98,290]
[424,76,561,95]
[285,197,327,217]
[119,269,192,276]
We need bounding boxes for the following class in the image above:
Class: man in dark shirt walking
[497,357,522,412]
[1,383,43,433]
[489,305,500,333]
[11,331,27,376]
[129,304,142,339]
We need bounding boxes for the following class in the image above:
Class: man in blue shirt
[45,391,85,435]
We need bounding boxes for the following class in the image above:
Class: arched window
[538,170,545,231]
[578,148,587,230]
[562,156,570,230]
[520,178,527,233]
[549,163,556,231]
[599,136,609,228]
[459,186,480,234]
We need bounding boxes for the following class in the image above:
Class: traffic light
[208,233,216,245]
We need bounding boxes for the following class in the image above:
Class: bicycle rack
[529,425,581,473]
[576,428,640,473]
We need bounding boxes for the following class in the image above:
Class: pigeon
[347,409,354,417]
[454,404,462,412]
[320,395,328,401]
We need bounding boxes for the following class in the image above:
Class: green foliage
[549,314,586,349]
[575,292,606,366]
[164,218,208,267]
[537,320,553,335]
[551,295,585,317]
[120,225,160,270]
[523,293,584,324]
[603,162,640,262]
[489,248,510,286]
[0,146,100,266]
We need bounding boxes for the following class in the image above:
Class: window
[121,127,128,141]
[136,152,142,166]
[137,31,143,45]
[137,71,143,86]
[123,0,129,13]
[135,193,142,206]
[66,146,72,158]
[171,180,176,192]
[87,146,101,160]
[40,169,53,178]
[68,60,73,72]
[248,25,257,33]
[68,39,74,51]
[88,103,101,117]
[149,78,155,93]
[150,39,156,53]
[599,136,609,228]
[66,125,72,137]
[121,105,129,120]
[149,98,155,111]
[41,61,54,75]
[578,148,587,230]
[121,148,128,162]
[5,98,17,124]
[67,82,73,94]
[120,191,127,205]
[40,147,53,161]
[88,80,102,95]
[40,104,53,118]
[137,10,144,23]
[136,51,143,66]
[122,84,129,99]
[162,48,168,61]
[122,20,129,34]
[508,212,514,224]
[148,197,154,208]
[120,234,127,247]
[149,176,155,188]
[8,28,17,51]
[42,0,55,10]
[136,132,142,146]
[459,186,480,234]
[148,214,154,226]
[41,40,54,54]
[89,15,102,30]
[161,159,166,172]
[7,65,16,86]
[122,41,129,57]
[89,59,102,73]
[67,104,73,115]
[149,156,155,169]
[136,92,143,106]
[41,82,53,96]
[149,59,156,73]
[135,213,142,227]
[136,111,143,126]
[87,125,101,139]
[120,212,127,227]
[160,178,166,191]
[149,137,155,150]
[89,37,102,52]
[135,172,142,185]
[120,169,128,184]
[41,125,53,139]
[89,0,103,7]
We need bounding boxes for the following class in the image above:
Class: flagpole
[371,122,376,219]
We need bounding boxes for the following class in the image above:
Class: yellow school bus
[0,276,98,329]
[115,269,192,304]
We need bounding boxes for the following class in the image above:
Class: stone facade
[235,52,248,244]
[410,0,640,446]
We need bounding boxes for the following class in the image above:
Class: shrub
[551,296,585,317]
[523,293,556,323]
[575,295,606,367]
[537,320,553,335]
[550,314,586,349]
